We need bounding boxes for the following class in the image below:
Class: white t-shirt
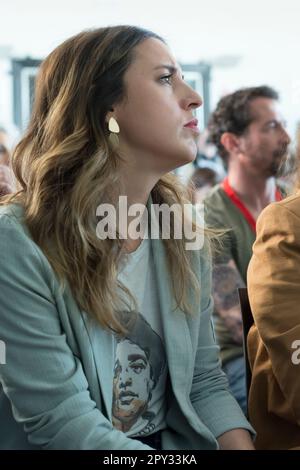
[111,237,168,437]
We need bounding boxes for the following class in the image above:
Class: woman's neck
[117,168,159,253]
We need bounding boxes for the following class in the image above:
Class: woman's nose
[182,84,203,111]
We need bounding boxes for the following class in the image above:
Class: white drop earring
[108,116,120,147]
[108,117,120,134]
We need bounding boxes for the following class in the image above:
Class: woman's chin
[169,155,196,173]
[157,147,197,174]
[180,149,197,166]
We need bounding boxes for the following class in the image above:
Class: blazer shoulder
[0,203,53,274]
[0,203,28,233]
[257,192,300,230]
[278,191,300,215]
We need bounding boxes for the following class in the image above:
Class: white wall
[1,0,300,137]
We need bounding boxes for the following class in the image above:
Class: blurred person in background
[247,177,300,449]
[189,167,219,203]
[0,126,15,196]
[0,127,11,166]
[194,127,226,181]
[246,119,300,449]
[204,86,290,413]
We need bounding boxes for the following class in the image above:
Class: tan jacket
[247,191,300,449]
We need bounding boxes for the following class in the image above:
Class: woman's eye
[160,74,172,85]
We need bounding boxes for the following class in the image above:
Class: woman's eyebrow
[153,64,184,79]
[153,64,178,74]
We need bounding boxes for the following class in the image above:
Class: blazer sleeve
[190,238,254,437]
[247,201,300,422]
[0,215,151,450]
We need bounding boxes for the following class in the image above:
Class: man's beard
[269,145,289,177]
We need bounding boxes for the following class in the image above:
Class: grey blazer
[0,203,252,449]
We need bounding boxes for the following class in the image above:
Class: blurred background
[1,0,300,179]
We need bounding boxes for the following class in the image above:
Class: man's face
[112,340,154,423]
[237,97,290,177]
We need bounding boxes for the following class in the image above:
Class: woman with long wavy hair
[0,26,254,450]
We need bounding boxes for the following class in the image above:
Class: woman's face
[112,38,202,175]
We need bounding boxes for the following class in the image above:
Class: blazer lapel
[82,314,115,421]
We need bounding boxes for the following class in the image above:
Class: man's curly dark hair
[208,86,279,165]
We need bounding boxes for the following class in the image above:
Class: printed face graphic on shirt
[112,311,166,434]
[113,340,154,422]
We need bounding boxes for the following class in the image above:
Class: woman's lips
[184,118,200,134]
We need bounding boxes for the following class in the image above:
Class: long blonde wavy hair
[3,26,208,333]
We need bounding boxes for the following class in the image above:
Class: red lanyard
[221,177,282,233]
